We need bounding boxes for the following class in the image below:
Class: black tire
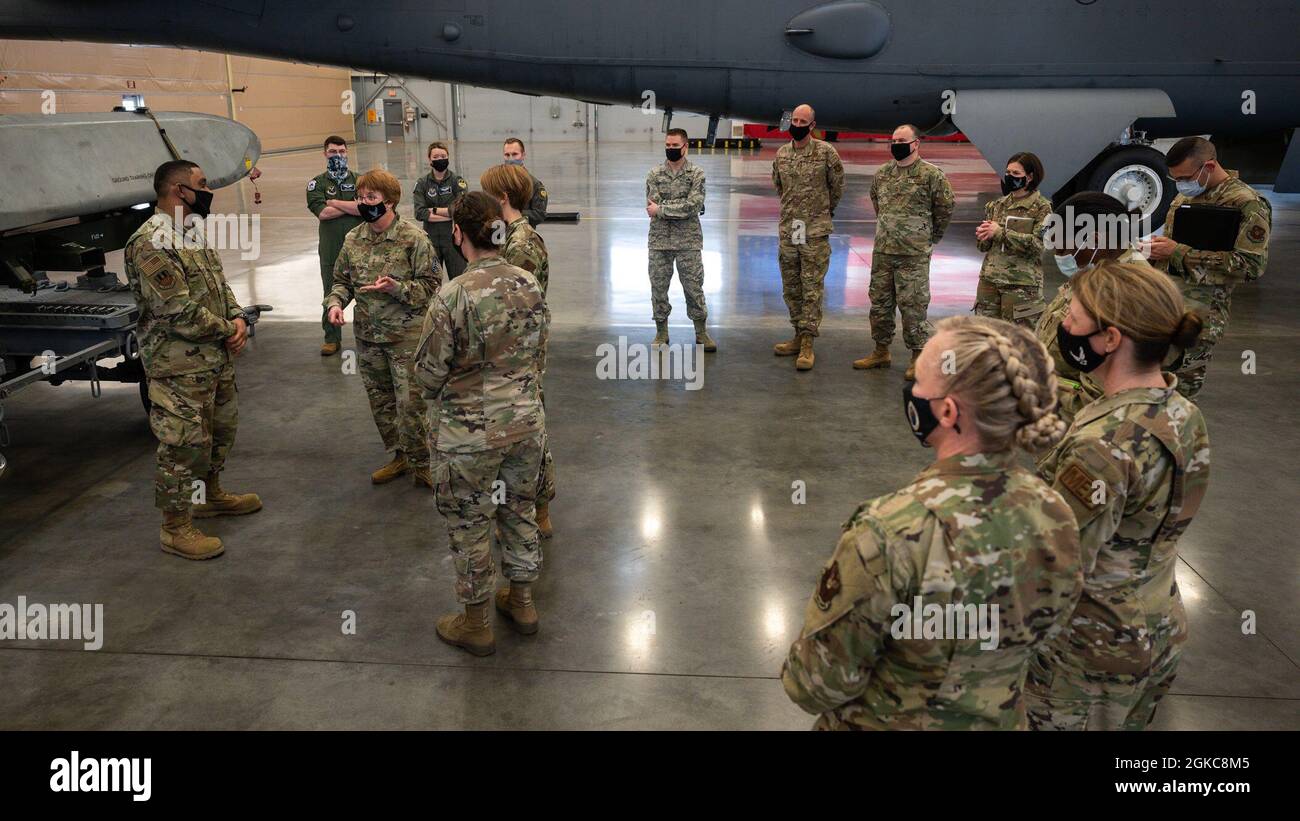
[139,378,151,415]
[1085,145,1177,232]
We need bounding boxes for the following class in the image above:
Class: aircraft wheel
[1086,145,1176,231]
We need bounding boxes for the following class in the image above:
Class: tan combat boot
[494,582,539,635]
[795,334,815,370]
[160,510,224,560]
[773,336,800,356]
[320,342,340,356]
[652,321,669,346]
[371,452,409,484]
[904,350,922,381]
[694,320,717,352]
[436,601,495,656]
[412,464,432,489]
[193,474,263,518]
[536,502,553,539]
[853,345,892,370]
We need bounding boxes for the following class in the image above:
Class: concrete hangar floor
[0,140,1296,730]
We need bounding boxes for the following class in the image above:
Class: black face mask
[903,383,954,447]
[890,141,915,161]
[788,124,810,141]
[1056,322,1109,373]
[179,184,213,218]
[665,147,683,162]
[1001,174,1029,195]
[430,158,449,172]
[358,201,387,223]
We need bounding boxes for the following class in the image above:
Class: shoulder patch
[153,268,178,293]
[457,178,467,189]
[1058,463,1101,509]
[814,561,842,611]
[538,189,548,198]
[307,179,317,191]
[137,252,166,277]
[1249,224,1266,242]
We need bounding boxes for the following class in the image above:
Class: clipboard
[1172,204,1242,252]
[1003,215,1034,235]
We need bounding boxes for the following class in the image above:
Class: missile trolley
[0,110,270,477]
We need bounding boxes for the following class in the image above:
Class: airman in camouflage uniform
[326,209,437,483]
[782,450,1082,729]
[771,104,844,370]
[501,214,556,527]
[412,141,469,279]
[416,237,549,656]
[1036,248,1147,428]
[858,130,955,378]
[1027,375,1210,730]
[975,190,1052,326]
[502,216,549,295]
[125,160,262,560]
[1151,162,1271,399]
[646,131,712,349]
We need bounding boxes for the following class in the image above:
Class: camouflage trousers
[870,252,934,351]
[431,231,467,280]
[1024,617,1185,731]
[319,255,342,345]
[538,430,557,506]
[147,364,237,512]
[648,249,707,323]
[778,236,831,336]
[973,279,1044,328]
[433,432,545,604]
[1174,289,1231,400]
[358,336,430,469]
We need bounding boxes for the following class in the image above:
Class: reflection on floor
[0,140,1296,729]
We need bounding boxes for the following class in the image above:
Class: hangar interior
[0,43,1296,730]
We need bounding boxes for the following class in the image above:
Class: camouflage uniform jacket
[124,210,243,378]
[415,256,549,454]
[1037,374,1210,674]
[646,160,705,250]
[976,191,1052,286]
[771,138,844,242]
[502,216,550,296]
[870,158,955,256]
[782,450,1083,730]
[324,216,437,343]
[1156,169,1270,315]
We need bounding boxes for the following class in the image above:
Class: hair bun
[1016,412,1066,454]
[1171,310,1204,350]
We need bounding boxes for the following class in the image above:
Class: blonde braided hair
[933,315,1066,453]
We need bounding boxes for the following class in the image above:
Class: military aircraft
[2,0,1298,226]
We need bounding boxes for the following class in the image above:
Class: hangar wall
[0,41,354,153]
[350,75,735,146]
